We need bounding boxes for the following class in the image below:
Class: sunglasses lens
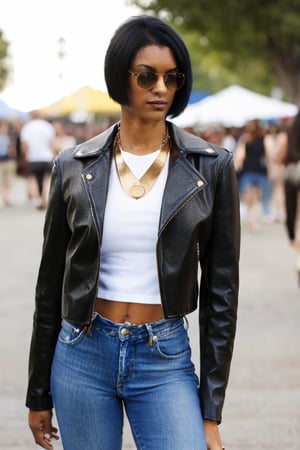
[166,73,185,90]
[137,72,157,89]
[132,71,185,90]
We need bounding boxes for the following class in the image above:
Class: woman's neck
[118,119,168,155]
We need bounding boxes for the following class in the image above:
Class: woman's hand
[28,409,59,449]
[204,419,224,450]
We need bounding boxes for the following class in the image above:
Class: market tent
[0,98,28,120]
[188,90,211,104]
[172,85,298,128]
[40,86,121,116]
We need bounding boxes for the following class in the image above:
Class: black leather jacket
[26,122,240,424]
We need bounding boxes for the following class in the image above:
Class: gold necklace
[114,128,170,199]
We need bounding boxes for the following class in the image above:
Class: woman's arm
[199,153,240,424]
[26,157,71,411]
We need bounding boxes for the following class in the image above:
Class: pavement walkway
[0,176,299,449]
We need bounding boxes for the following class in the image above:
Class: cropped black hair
[104,15,192,118]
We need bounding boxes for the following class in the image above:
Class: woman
[283,110,300,284]
[26,16,240,450]
[234,119,272,231]
[20,110,55,210]
[264,122,287,223]
[0,119,16,207]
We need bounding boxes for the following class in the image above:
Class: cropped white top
[98,149,169,304]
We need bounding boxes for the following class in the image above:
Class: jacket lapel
[74,124,117,238]
[159,151,207,232]
[81,152,111,241]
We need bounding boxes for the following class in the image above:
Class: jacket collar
[73,124,117,158]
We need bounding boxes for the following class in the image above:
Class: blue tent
[188,90,211,104]
[0,98,28,120]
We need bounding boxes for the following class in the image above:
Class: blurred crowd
[186,115,300,236]
[0,113,113,210]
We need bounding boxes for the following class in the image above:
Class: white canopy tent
[171,85,298,128]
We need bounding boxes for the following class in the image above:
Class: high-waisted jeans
[51,313,206,450]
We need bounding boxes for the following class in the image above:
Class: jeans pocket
[155,327,191,359]
[58,319,86,345]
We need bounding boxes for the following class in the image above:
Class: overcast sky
[0,0,140,111]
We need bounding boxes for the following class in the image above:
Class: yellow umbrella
[41,86,120,116]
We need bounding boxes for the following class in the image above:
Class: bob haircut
[104,15,192,118]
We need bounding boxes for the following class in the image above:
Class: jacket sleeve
[26,157,71,410]
[199,152,240,423]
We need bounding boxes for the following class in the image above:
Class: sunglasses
[127,70,185,91]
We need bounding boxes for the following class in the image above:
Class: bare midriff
[95,298,164,324]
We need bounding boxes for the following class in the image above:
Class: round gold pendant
[130,184,145,199]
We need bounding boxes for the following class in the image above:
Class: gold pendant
[129,184,145,199]
[114,126,170,199]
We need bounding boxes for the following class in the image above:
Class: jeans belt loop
[145,323,157,347]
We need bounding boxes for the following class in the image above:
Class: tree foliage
[0,30,9,92]
[129,0,300,102]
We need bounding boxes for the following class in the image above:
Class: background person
[20,110,55,210]
[0,119,16,207]
[264,122,288,223]
[26,15,240,450]
[234,119,272,231]
[52,120,76,156]
[282,109,300,284]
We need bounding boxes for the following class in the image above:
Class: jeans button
[120,328,129,336]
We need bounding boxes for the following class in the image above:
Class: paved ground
[0,176,299,449]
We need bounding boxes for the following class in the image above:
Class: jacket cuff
[26,388,53,411]
[198,388,223,425]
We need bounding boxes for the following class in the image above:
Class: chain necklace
[114,127,170,199]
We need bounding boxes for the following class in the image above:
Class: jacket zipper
[82,173,101,336]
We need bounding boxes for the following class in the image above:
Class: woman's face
[125,45,179,121]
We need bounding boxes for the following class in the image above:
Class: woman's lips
[148,101,167,110]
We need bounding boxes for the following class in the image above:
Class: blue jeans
[238,171,272,216]
[51,314,206,450]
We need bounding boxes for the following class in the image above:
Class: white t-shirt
[20,119,55,162]
[98,149,169,304]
